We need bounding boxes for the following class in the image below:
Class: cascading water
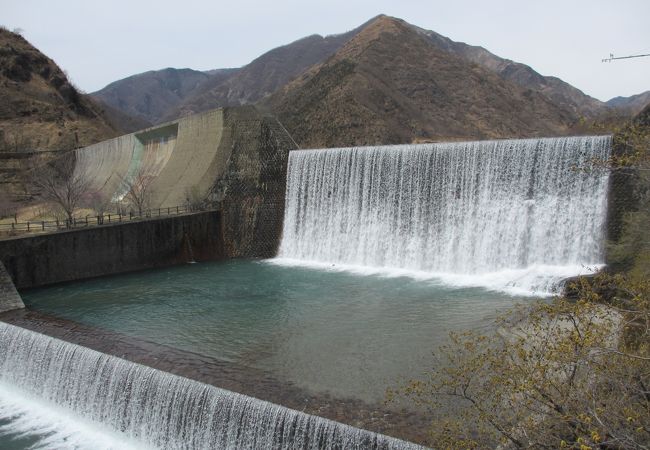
[276,136,611,295]
[0,321,420,449]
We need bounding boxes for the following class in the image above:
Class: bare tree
[120,167,155,216]
[31,152,90,225]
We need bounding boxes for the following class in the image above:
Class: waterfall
[0,321,420,449]
[276,136,611,295]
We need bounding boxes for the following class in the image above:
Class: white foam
[268,258,602,297]
[0,382,144,450]
[0,322,421,450]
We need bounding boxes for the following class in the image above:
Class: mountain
[92,20,371,125]
[607,91,650,116]
[0,27,123,152]
[262,16,577,148]
[165,21,374,120]
[408,22,606,118]
[91,14,639,144]
[93,99,153,133]
[96,15,616,134]
[91,67,238,124]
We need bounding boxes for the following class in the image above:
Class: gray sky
[3,0,649,101]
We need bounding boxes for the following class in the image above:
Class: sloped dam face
[0,136,610,449]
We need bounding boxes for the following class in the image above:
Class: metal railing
[0,204,215,236]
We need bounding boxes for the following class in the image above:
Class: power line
[602,53,650,62]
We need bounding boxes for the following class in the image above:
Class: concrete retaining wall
[0,211,223,290]
[0,260,24,312]
[217,107,297,258]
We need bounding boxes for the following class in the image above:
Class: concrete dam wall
[0,106,297,291]
[75,110,225,208]
[73,106,296,258]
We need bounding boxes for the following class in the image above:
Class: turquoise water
[21,259,529,403]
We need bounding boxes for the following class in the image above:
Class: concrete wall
[70,106,297,259]
[217,107,297,258]
[150,110,227,206]
[0,260,24,312]
[0,211,223,290]
[70,107,286,211]
[605,106,650,274]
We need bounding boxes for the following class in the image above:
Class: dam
[73,105,297,258]
[0,321,421,449]
[0,133,612,448]
[276,135,611,295]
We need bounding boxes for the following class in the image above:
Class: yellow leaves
[590,431,601,443]
[577,413,592,424]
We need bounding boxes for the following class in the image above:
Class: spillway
[277,136,611,295]
[0,321,420,449]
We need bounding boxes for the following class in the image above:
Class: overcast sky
[3,0,649,101]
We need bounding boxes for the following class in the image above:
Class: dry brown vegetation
[0,27,119,152]
[263,16,584,148]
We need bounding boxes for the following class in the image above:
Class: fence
[0,204,216,236]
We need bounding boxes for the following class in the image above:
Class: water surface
[22,259,528,403]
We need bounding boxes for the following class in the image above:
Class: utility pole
[602,53,650,62]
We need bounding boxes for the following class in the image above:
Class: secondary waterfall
[276,136,611,295]
[0,321,420,449]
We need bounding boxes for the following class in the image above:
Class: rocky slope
[0,28,124,152]
[408,21,606,118]
[164,21,374,121]
[262,16,577,148]
[0,28,142,205]
[607,90,650,116]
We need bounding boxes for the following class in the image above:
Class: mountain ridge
[92,67,238,124]
[87,15,647,141]
[0,27,124,152]
[163,19,378,121]
[262,15,577,148]
[607,90,650,115]
[406,20,607,118]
